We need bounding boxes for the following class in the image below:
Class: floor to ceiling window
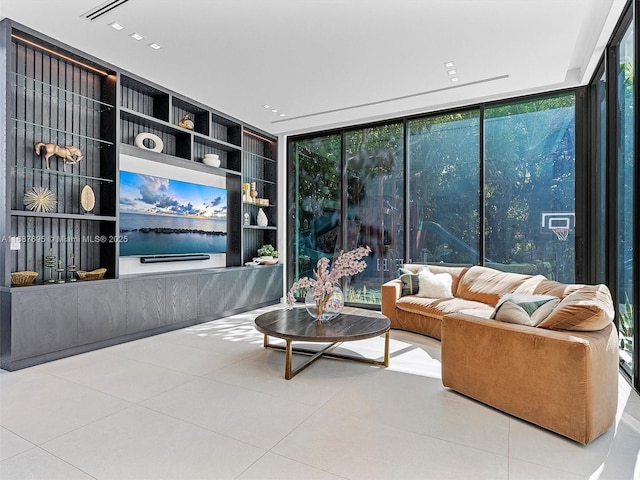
[407,111,480,265]
[593,66,607,283]
[344,123,405,304]
[290,134,342,283]
[616,19,635,376]
[484,94,576,282]
[289,92,578,307]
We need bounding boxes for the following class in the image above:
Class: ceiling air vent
[82,0,131,21]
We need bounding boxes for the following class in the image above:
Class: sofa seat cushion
[456,265,531,306]
[537,284,614,331]
[396,295,494,321]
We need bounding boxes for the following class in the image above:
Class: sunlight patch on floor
[386,343,442,379]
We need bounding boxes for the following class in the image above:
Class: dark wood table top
[255,308,391,343]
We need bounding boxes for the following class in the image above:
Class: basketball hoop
[550,227,569,241]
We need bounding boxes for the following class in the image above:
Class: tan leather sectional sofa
[381,264,618,444]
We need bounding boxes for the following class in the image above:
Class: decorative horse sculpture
[34,142,83,171]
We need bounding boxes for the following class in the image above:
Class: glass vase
[305,284,344,322]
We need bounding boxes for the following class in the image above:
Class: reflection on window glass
[291,135,341,284]
[617,21,634,375]
[345,123,404,304]
[407,111,480,265]
[484,94,576,282]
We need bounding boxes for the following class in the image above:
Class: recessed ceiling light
[263,105,271,109]
[447,69,457,75]
[129,32,144,41]
[279,113,285,117]
[444,61,455,68]
[109,22,125,31]
[450,77,460,82]
[271,109,278,113]
[148,42,162,50]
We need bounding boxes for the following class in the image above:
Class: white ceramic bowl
[203,154,220,167]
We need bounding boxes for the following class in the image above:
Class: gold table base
[263,330,390,380]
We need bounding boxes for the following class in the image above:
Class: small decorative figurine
[250,182,258,203]
[45,248,57,283]
[24,186,57,213]
[55,260,65,283]
[67,253,77,282]
[80,185,96,213]
[134,132,164,152]
[244,212,250,225]
[35,142,83,171]
[178,114,194,130]
[242,183,250,202]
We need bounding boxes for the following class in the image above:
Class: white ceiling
[0,0,628,136]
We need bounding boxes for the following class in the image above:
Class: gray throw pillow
[400,272,421,296]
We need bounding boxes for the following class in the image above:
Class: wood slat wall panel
[121,84,153,116]
[120,76,169,121]
[211,122,228,143]
[211,115,241,146]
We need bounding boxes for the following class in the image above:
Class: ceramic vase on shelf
[203,153,220,167]
[257,208,268,227]
[305,284,344,322]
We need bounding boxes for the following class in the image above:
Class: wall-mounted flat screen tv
[119,170,227,256]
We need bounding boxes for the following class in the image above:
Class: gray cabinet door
[78,282,128,344]
[11,287,79,360]
[126,278,166,334]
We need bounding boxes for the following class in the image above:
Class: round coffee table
[254,308,390,379]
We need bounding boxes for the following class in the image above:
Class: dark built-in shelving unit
[243,130,278,263]
[0,19,281,370]
[8,33,118,283]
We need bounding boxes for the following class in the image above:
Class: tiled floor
[1,305,640,479]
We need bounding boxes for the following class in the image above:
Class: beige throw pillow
[491,294,560,327]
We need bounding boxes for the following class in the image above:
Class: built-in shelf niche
[120,75,169,121]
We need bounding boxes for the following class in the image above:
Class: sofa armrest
[441,313,618,444]
[381,279,403,322]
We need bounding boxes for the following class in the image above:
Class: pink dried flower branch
[286,246,371,308]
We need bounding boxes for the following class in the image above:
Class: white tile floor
[1,305,640,480]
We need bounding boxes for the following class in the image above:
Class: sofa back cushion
[456,266,531,306]
[401,264,468,296]
[536,284,614,331]
[513,274,586,300]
